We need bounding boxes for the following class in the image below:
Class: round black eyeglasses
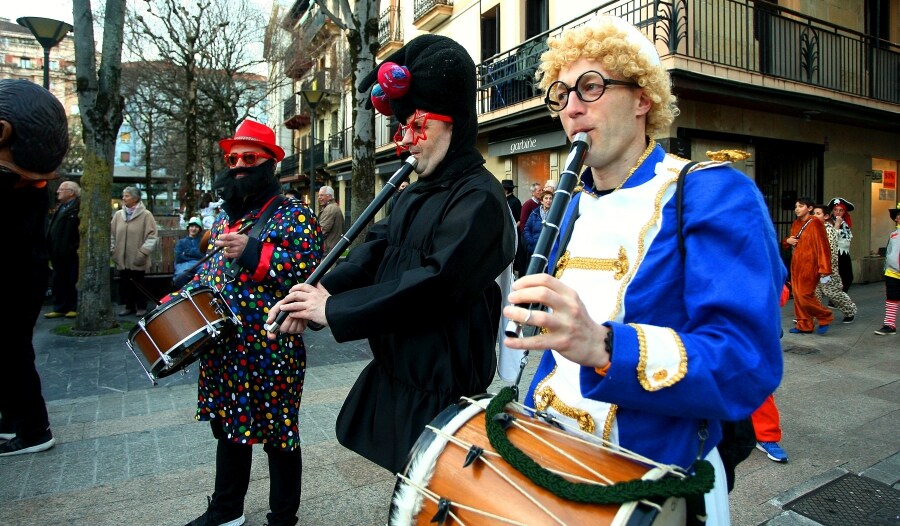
[544,70,639,112]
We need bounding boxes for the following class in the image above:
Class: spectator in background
[523,189,553,255]
[283,188,301,201]
[111,186,158,317]
[784,197,833,334]
[0,78,69,456]
[45,180,81,319]
[389,176,410,215]
[172,217,206,289]
[518,182,542,233]
[875,205,899,336]
[827,197,855,292]
[543,178,558,193]
[812,204,857,324]
[502,179,522,221]
[317,186,344,257]
[503,179,528,277]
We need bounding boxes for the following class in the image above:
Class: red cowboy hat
[218,119,285,162]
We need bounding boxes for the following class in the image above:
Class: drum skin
[390,396,685,526]
[127,287,234,379]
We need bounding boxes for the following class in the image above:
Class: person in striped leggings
[875,206,899,336]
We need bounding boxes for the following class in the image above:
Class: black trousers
[50,255,79,312]
[838,252,853,292]
[118,269,148,311]
[0,263,51,440]
[209,421,302,526]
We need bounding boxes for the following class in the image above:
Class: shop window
[517,150,550,197]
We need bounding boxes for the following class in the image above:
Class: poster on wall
[883,169,896,190]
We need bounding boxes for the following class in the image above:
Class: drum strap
[224,195,286,281]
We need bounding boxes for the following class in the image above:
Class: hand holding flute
[500,132,612,369]
[264,155,418,336]
[502,132,591,339]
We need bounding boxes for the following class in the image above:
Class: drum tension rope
[484,386,716,505]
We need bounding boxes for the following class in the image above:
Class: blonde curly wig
[536,16,678,138]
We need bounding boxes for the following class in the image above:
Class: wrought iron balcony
[413,0,453,31]
[378,6,403,57]
[280,153,300,176]
[476,0,900,115]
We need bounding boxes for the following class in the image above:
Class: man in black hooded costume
[268,34,516,473]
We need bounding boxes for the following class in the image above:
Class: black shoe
[0,431,54,456]
[841,316,855,324]
[185,496,245,526]
[0,419,14,441]
[875,325,897,336]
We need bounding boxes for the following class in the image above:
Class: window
[525,0,548,40]
[480,6,500,62]
[19,57,32,69]
[120,151,130,163]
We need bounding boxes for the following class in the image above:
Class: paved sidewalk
[0,282,897,525]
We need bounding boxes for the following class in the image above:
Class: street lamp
[17,17,73,90]
[300,88,327,215]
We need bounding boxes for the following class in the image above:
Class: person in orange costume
[784,197,833,334]
[751,283,790,463]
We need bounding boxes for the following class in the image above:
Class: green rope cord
[484,386,715,505]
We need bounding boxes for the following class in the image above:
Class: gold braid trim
[554,246,629,280]
[635,324,689,391]
[533,366,597,435]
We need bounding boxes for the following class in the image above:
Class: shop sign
[488,130,567,157]
[883,170,896,190]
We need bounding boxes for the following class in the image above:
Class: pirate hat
[827,197,855,212]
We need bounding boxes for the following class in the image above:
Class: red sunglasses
[393,110,453,156]
[224,151,274,168]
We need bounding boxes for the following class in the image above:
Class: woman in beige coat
[110,186,158,316]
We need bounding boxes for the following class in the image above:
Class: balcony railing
[476,0,900,114]
[415,0,453,20]
[328,128,351,163]
[283,96,297,121]
[414,0,453,31]
[280,153,300,176]
[378,6,403,49]
[302,141,326,174]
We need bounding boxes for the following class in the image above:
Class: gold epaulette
[705,149,751,162]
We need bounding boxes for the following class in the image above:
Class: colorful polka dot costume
[176,198,322,451]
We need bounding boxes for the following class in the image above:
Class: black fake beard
[213,160,278,214]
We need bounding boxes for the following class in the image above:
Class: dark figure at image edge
[0,79,69,456]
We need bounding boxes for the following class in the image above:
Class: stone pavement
[0,281,897,525]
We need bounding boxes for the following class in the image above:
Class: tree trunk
[348,0,377,239]
[72,0,126,331]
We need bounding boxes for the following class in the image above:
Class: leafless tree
[304,0,377,239]
[128,0,277,218]
[71,0,126,330]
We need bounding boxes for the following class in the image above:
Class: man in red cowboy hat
[176,118,322,526]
